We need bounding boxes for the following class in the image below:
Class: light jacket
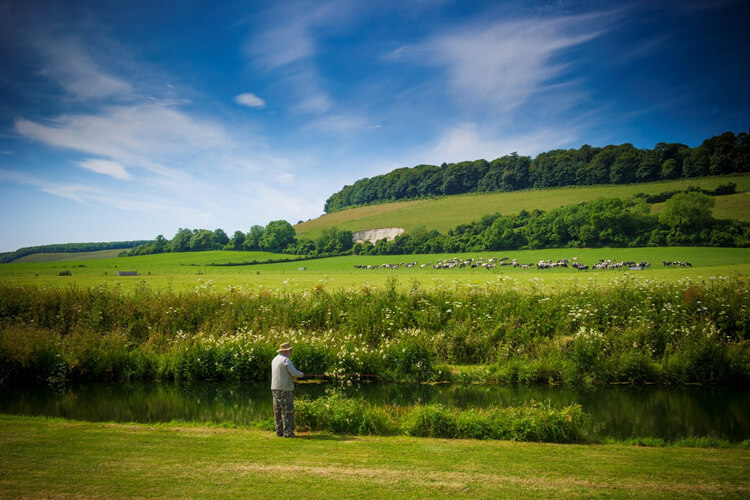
[271,353,304,391]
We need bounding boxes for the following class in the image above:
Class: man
[271,342,304,437]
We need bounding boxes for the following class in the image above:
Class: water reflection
[1,381,748,441]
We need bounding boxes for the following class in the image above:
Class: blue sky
[0,0,748,252]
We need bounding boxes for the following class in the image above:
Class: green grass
[1,415,748,498]
[295,174,750,238]
[651,191,750,221]
[0,246,748,292]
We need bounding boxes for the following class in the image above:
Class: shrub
[296,393,397,435]
[401,401,586,442]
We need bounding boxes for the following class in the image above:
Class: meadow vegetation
[296,392,586,442]
[1,272,747,387]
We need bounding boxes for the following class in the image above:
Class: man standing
[271,342,304,437]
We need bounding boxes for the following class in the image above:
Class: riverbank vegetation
[1,274,747,386]
[1,415,748,498]
[296,393,586,442]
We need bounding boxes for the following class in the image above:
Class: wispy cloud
[615,35,669,64]
[15,103,230,179]
[234,92,266,108]
[77,158,131,180]
[242,1,351,70]
[0,168,103,204]
[242,0,357,115]
[418,122,578,165]
[294,91,333,114]
[304,114,377,135]
[33,37,133,100]
[410,12,610,112]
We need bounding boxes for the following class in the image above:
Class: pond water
[1,381,748,442]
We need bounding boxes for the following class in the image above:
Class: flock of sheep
[352,256,690,272]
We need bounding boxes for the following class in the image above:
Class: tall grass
[295,392,586,442]
[0,276,748,385]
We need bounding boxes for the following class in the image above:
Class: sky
[0,0,748,252]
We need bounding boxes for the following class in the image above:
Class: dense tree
[212,228,229,249]
[226,231,245,250]
[261,220,296,252]
[169,228,193,252]
[244,225,264,250]
[659,192,715,244]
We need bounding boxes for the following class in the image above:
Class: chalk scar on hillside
[204,463,748,494]
[352,228,404,244]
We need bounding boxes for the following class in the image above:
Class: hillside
[295,174,750,239]
[323,131,749,213]
[11,249,126,263]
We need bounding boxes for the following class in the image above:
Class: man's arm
[284,357,304,378]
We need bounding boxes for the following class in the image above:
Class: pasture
[295,174,750,239]
[1,246,748,292]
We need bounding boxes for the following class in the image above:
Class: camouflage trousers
[271,390,295,437]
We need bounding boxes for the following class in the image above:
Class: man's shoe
[284,433,298,438]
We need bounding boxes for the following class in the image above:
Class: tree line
[324,130,750,213]
[127,188,749,259]
[126,222,355,257]
[0,240,152,264]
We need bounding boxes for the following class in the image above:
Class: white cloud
[242,1,356,114]
[15,103,230,179]
[39,183,104,203]
[414,13,608,111]
[77,158,131,180]
[419,122,577,165]
[295,92,333,114]
[34,38,133,100]
[247,22,317,70]
[242,1,348,70]
[234,92,266,108]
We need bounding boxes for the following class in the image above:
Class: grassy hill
[295,174,750,239]
[12,249,126,263]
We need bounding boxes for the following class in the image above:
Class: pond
[1,381,748,442]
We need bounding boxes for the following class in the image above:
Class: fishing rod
[299,373,390,404]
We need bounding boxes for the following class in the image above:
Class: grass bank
[1,415,748,498]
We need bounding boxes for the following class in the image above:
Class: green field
[1,416,747,499]
[0,247,748,291]
[295,174,750,239]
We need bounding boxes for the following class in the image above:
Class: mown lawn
[0,415,748,499]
